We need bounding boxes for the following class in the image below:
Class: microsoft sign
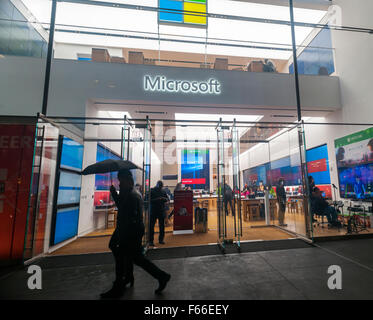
[144,75,221,95]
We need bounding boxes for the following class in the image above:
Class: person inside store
[241,183,249,197]
[308,176,318,223]
[257,180,265,196]
[167,182,184,219]
[149,180,169,246]
[276,177,287,226]
[336,147,345,166]
[223,181,234,216]
[135,183,143,195]
[164,185,173,200]
[263,58,276,72]
[308,176,316,191]
[101,169,171,299]
[365,139,373,162]
[312,187,341,227]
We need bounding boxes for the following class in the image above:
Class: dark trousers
[149,212,165,243]
[323,206,338,224]
[224,197,234,216]
[109,230,166,283]
[278,202,286,225]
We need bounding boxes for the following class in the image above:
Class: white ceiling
[21,0,327,60]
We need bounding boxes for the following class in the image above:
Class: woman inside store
[101,169,171,299]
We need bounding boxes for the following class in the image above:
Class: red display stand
[173,190,194,234]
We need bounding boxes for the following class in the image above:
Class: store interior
[26,105,373,257]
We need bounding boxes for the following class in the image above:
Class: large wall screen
[335,127,373,200]
[181,149,210,190]
[51,137,83,245]
[94,144,121,207]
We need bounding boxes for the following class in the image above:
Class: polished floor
[1,239,372,300]
[50,226,292,255]
[49,208,372,256]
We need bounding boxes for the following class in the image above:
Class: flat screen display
[181,149,210,190]
[335,127,373,199]
[53,207,79,245]
[52,136,83,245]
[94,144,122,206]
[60,137,84,171]
[95,144,121,191]
[57,171,82,205]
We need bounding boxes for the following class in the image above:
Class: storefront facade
[1,0,373,265]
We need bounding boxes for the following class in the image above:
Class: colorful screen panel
[159,0,207,26]
[181,149,210,190]
[335,127,373,199]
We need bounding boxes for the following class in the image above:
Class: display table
[241,199,264,221]
[93,207,117,229]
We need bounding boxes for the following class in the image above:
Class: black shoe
[100,281,125,299]
[149,242,155,247]
[159,240,165,245]
[123,276,134,288]
[155,273,171,294]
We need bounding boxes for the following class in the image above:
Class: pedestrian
[101,169,171,299]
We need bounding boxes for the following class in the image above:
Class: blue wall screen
[57,171,82,205]
[53,136,83,245]
[60,137,84,171]
[306,144,331,185]
[54,207,80,245]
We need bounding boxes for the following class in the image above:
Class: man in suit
[149,180,169,246]
[101,170,170,299]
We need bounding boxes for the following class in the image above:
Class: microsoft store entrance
[25,114,311,259]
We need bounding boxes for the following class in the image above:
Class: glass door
[24,118,59,261]
[231,120,242,250]
[216,121,226,250]
[121,114,131,161]
[142,118,152,249]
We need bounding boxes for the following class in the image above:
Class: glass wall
[303,122,373,239]
[0,0,50,116]
[24,119,59,260]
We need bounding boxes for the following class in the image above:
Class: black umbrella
[82,159,142,175]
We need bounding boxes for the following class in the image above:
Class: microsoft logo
[144,75,221,95]
[159,0,207,27]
